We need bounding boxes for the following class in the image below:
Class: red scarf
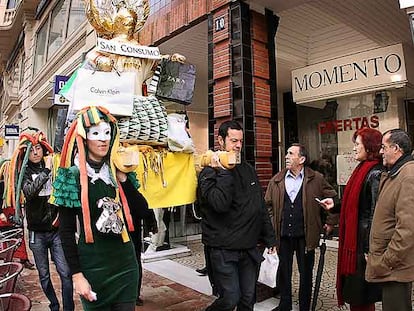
[336,160,379,306]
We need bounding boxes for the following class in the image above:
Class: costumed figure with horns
[53,106,150,310]
[9,129,74,311]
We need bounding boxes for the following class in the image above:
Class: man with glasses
[366,129,414,311]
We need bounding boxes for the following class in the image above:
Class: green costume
[55,168,138,310]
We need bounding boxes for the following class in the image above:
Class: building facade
[1,0,414,196]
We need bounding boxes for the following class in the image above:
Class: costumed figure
[1,132,58,269]
[53,106,147,310]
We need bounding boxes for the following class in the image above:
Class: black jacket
[22,160,58,232]
[198,162,277,250]
[358,164,384,254]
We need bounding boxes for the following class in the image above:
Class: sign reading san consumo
[292,44,407,103]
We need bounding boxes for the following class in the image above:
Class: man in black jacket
[198,120,277,311]
[21,133,74,311]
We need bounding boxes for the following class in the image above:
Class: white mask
[86,122,111,141]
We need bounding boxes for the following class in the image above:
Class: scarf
[336,159,379,306]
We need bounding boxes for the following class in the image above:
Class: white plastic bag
[167,113,195,153]
[258,248,279,288]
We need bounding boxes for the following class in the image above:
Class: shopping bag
[71,68,136,116]
[153,59,196,105]
[167,113,195,153]
[117,95,168,144]
[258,249,279,288]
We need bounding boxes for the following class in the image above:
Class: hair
[290,143,308,165]
[352,128,382,161]
[383,128,412,155]
[218,120,243,139]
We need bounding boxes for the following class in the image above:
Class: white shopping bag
[71,68,136,116]
[258,248,279,288]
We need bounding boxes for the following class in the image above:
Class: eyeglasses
[380,144,397,151]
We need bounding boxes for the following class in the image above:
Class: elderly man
[366,129,414,311]
[265,143,337,311]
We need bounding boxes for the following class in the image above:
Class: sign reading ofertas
[96,38,161,60]
[292,44,407,104]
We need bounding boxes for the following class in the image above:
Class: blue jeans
[29,230,74,311]
[206,248,259,311]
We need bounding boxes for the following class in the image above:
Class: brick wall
[251,10,274,187]
[138,0,222,45]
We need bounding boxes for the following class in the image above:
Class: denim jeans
[29,230,74,311]
[206,248,259,311]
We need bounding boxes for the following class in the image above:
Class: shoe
[22,260,36,270]
[196,267,208,276]
[271,306,292,311]
[136,297,144,306]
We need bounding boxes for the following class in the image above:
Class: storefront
[291,43,414,197]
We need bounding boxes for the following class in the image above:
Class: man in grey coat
[366,129,414,311]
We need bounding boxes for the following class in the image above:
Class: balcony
[0,0,40,66]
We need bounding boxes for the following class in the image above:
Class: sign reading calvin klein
[292,44,407,103]
[97,38,161,60]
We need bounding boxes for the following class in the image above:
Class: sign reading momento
[97,38,161,60]
[292,44,407,103]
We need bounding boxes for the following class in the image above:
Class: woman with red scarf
[336,128,383,311]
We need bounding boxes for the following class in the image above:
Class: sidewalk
[15,239,407,310]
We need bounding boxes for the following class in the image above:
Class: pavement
[12,239,413,310]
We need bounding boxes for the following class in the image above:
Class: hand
[210,152,226,170]
[44,155,53,170]
[267,246,278,254]
[318,198,334,210]
[116,170,127,183]
[0,213,7,223]
[323,224,334,236]
[73,273,96,302]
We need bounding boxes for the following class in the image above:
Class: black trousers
[278,237,315,311]
[130,228,142,298]
[382,281,412,311]
[205,248,259,311]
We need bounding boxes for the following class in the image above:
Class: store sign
[292,44,407,103]
[97,38,161,60]
[54,75,69,106]
[5,125,19,139]
[318,115,379,134]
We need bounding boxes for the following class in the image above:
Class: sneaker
[196,267,208,276]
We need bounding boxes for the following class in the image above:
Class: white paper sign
[97,38,161,60]
[72,68,136,116]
